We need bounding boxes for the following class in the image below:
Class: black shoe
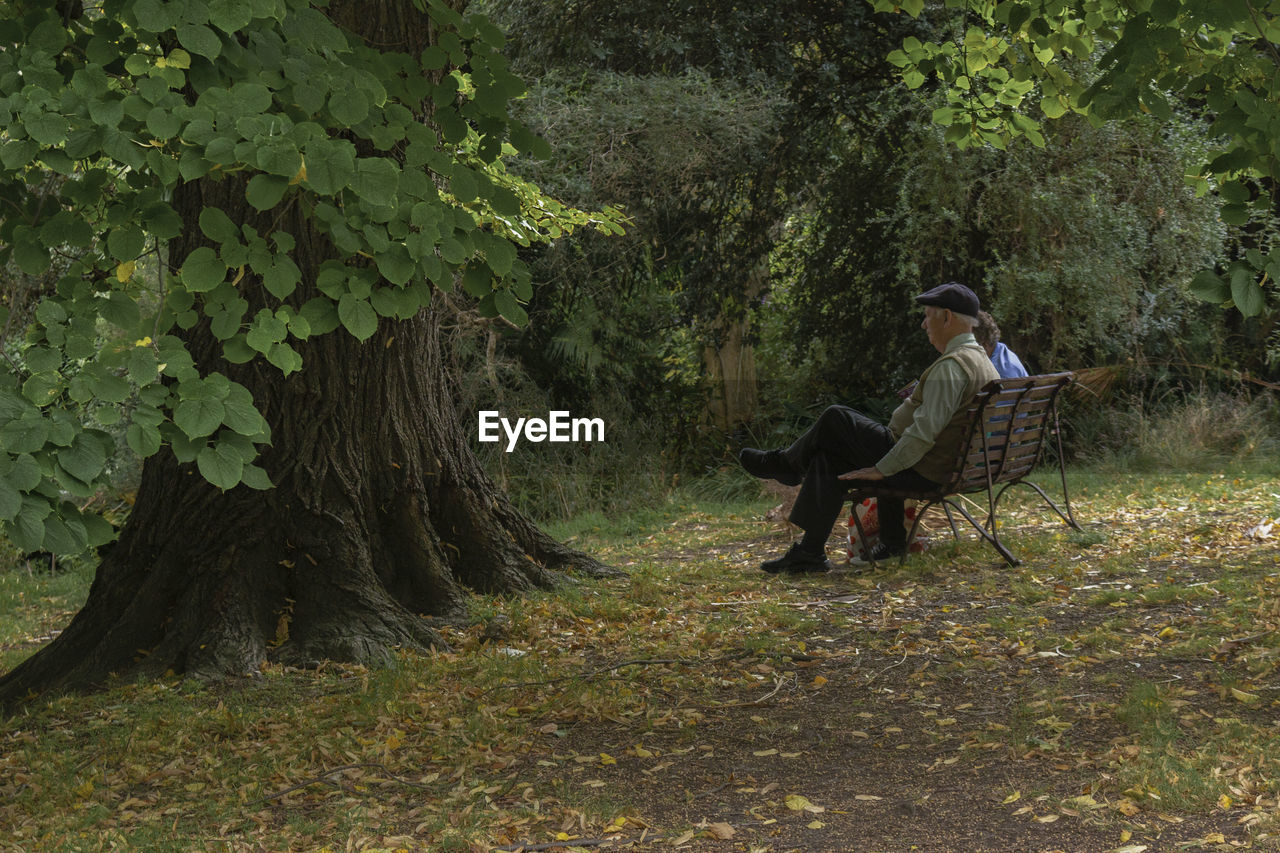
[739,448,802,486]
[761,543,832,574]
[849,541,908,566]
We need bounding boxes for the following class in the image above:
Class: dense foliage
[874,0,1280,335]
[770,96,1227,385]
[486,0,1265,444]
[0,0,621,555]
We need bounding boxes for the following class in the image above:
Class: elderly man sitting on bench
[740,282,1000,573]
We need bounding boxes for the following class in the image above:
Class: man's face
[921,306,949,352]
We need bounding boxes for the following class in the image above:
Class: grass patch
[0,558,95,672]
[4,463,1280,849]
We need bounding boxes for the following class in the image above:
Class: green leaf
[11,497,52,553]
[246,173,289,210]
[58,434,108,484]
[177,23,222,59]
[338,294,378,342]
[303,139,355,195]
[451,166,477,202]
[1188,270,1227,303]
[439,235,467,265]
[261,256,301,298]
[22,372,63,405]
[1,413,50,453]
[197,440,244,490]
[482,236,516,276]
[246,310,287,353]
[142,202,183,240]
[81,512,115,547]
[0,481,21,523]
[221,385,266,436]
[352,157,399,203]
[1220,203,1249,226]
[1150,0,1179,24]
[132,0,176,30]
[209,0,255,33]
[222,334,256,364]
[24,110,69,146]
[90,369,132,404]
[181,246,228,291]
[146,106,183,139]
[199,207,241,244]
[462,264,491,298]
[5,454,41,491]
[100,291,142,331]
[421,45,447,71]
[1231,267,1265,317]
[12,227,51,275]
[493,290,528,327]
[375,244,415,285]
[256,138,301,177]
[40,514,86,556]
[1040,96,1067,119]
[174,397,226,439]
[108,226,147,261]
[300,297,340,335]
[266,342,303,374]
[239,464,273,490]
[210,303,244,340]
[329,89,369,126]
[127,422,163,458]
[127,346,159,385]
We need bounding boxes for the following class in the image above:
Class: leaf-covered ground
[2,465,1280,852]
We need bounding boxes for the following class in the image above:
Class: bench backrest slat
[943,372,1073,494]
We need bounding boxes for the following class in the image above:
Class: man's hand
[838,466,885,482]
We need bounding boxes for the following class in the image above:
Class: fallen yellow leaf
[785,794,825,813]
[705,822,735,839]
[1002,791,1021,804]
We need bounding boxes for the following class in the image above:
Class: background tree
[481,0,932,437]
[768,92,1229,391]
[0,0,622,705]
[465,0,1253,475]
[872,0,1280,362]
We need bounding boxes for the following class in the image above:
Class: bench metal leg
[941,503,962,541]
[941,498,1021,567]
[991,480,1083,533]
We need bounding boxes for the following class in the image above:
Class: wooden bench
[846,372,1081,567]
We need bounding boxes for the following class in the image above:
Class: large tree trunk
[0,0,609,706]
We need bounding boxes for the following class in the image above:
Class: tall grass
[1066,388,1280,474]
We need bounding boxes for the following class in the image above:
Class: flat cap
[915,282,980,317]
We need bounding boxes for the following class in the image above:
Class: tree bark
[0,0,611,706]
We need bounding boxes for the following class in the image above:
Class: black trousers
[782,406,938,548]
